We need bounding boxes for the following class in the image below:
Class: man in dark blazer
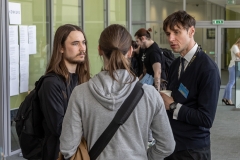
[160,10,220,160]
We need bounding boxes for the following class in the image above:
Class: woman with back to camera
[60,24,175,160]
[222,38,240,105]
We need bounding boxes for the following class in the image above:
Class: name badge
[178,83,189,98]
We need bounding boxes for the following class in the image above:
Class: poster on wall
[19,44,29,93]
[9,2,21,25]
[28,25,37,54]
[9,25,18,44]
[19,25,28,44]
[9,45,20,96]
[19,25,30,93]
[9,25,19,96]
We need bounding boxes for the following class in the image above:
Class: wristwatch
[169,102,177,113]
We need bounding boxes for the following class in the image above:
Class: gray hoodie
[60,69,175,160]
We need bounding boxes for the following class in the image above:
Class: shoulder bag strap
[89,82,144,160]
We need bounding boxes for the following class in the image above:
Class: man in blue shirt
[161,10,220,160]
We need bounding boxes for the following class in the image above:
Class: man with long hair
[38,24,90,160]
[134,28,164,92]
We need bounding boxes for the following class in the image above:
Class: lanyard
[185,45,201,68]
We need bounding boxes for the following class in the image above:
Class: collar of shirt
[178,43,198,79]
[181,43,198,63]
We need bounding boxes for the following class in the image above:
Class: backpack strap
[89,82,144,160]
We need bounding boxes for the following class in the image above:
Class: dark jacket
[167,50,220,151]
[38,73,78,160]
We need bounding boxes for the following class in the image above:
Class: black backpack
[14,73,67,159]
[160,48,175,77]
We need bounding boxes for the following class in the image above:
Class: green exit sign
[227,0,236,4]
[212,19,224,25]
[209,51,215,55]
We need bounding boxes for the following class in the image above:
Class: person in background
[222,38,240,105]
[60,24,175,160]
[134,28,165,92]
[38,24,90,160]
[161,10,220,160]
[134,28,165,144]
[130,40,140,76]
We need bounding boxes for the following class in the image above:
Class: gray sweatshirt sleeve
[147,90,175,159]
[60,88,83,159]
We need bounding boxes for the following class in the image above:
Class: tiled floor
[211,105,240,160]
[6,89,240,160]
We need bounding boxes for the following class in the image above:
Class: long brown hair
[46,24,90,84]
[99,24,136,82]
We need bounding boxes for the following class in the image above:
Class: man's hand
[160,92,174,110]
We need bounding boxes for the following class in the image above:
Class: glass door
[196,23,240,87]
[218,25,240,107]
[8,0,49,154]
[8,0,84,155]
[195,27,217,63]
[219,27,240,85]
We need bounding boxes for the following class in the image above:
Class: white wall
[149,0,181,21]
[148,0,181,48]
[186,3,207,20]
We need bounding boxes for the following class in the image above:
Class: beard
[66,58,84,64]
[64,52,86,64]
[141,42,147,49]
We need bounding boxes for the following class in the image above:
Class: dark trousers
[165,146,211,160]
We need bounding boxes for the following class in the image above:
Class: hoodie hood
[88,69,138,111]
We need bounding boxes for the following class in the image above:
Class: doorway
[196,22,240,86]
[218,27,240,85]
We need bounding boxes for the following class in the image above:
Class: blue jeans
[223,66,235,100]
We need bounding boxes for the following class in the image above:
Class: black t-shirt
[142,42,166,79]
